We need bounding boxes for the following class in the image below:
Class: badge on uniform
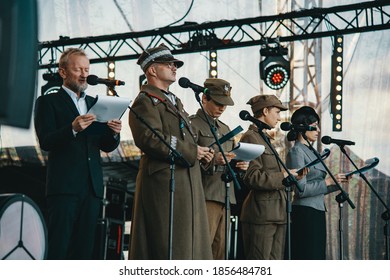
[223,84,229,93]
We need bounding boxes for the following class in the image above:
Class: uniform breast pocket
[198,129,215,147]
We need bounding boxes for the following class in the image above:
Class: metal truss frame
[38,0,390,69]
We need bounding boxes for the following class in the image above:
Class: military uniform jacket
[240,125,287,224]
[128,84,212,260]
[190,109,236,205]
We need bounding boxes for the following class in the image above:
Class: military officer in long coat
[128,44,214,260]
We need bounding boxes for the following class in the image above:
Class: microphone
[178,77,210,94]
[365,157,379,166]
[87,75,125,87]
[280,122,317,132]
[239,110,271,130]
[321,136,355,146]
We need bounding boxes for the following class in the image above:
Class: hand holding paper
[215,152,236,165]
[229,142,265,161]
[72,114,96,132]
[87,95,131,122]
[107,119,122,134]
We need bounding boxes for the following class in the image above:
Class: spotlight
[259,45,290,90]
[108,62,115,79]
[209,50,218,78]
[107,61,115,95]
[107,88,116,96]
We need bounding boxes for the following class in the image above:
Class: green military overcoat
[128,84,212,260]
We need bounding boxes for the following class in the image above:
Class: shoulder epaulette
[140,91,165,105]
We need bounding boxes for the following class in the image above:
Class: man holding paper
[190,78,249,259]
[34,48,122,259]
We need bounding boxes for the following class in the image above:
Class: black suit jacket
[34,88,120,198]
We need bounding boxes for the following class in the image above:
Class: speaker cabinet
[0,0,38,128]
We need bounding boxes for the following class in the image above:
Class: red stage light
[259,45,290,90]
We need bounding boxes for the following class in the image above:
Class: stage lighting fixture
[108,61,115,79]
[107,61,116,95]
[330,35,343,131]
[209,50,218,78]
[259,45,290,90]
[41,72,62,96]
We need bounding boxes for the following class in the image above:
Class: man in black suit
[34,48,122,259]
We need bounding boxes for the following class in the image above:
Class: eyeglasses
[157,62,178,69]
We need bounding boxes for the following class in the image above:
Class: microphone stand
[255,125,303,260]
[192,90,242,260]
[338,145,390,260]
[112,87,190,260]
[300,132,355,260]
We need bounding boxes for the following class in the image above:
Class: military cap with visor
[137,43,184,71]
[204,78,234,106]
[246,94,287,115]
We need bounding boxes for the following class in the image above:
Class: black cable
[112,0,144,48]
[113,0,135,32]
[165,0,195,27]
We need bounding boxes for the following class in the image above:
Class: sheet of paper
[87,95,131,122]
[230,142,265,161]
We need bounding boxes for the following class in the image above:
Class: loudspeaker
[0,0,38,128]
[0,193,47,260]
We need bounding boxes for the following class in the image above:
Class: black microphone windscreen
[321,136,331,144]
[239,110,250,121]
[280,122,292,131]
[321,148,331,159]
[178,77,190,88]
[87,75,98,85]
[365,157,379,165]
